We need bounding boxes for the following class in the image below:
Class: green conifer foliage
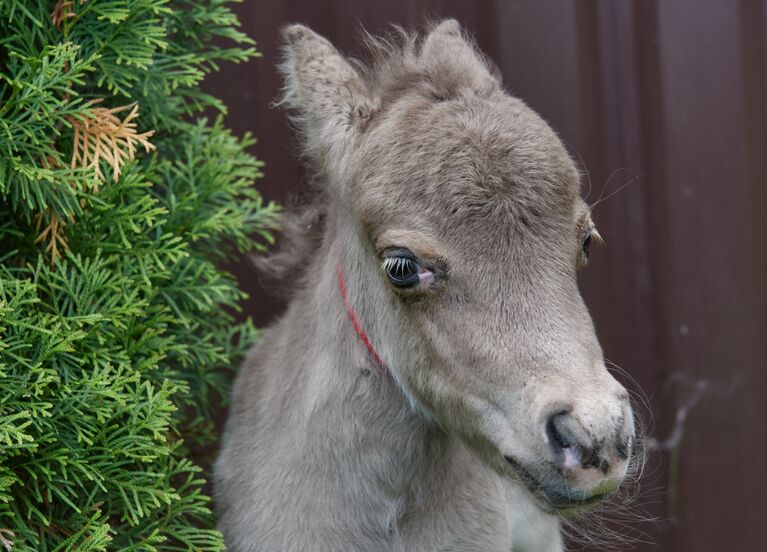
[0,1,278,549]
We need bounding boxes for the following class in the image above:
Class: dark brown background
[204,1,767,550]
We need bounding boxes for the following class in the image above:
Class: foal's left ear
[279,25,377,166]
[420,19,500,95]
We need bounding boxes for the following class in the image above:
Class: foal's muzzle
[539,402,634,507]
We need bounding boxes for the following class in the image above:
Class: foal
[215,20,635,552]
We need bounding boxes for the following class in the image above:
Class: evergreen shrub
[0,1,277,549]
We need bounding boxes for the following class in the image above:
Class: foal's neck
[292,223,449,505]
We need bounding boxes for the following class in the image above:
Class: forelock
[353,22,501,107]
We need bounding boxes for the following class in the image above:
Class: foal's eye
[580,225,601,267]
[382,249,422,288]
[582,228,593,259]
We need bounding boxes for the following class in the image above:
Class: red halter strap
[336,262,387,374]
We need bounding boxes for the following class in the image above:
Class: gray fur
[215,20,634,551]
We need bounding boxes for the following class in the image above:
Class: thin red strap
[336,262,387,373]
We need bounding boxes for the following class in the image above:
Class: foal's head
[280,20,635,512]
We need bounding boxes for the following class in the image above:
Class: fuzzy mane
[355,22,501,105]
[250,189,326,297]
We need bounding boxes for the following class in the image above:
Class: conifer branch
[69,101,156,185]
[31,155,71,264]
[51,1,75,30]
[51,0,87,31]
[34,208,72,264]
[34,100,157,262]
[0,528,14,552]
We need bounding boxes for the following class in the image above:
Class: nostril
[545,411,603,471]
[545,410,575,451]
[584,444,602,470]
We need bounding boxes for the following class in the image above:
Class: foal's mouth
[503,455,612,513]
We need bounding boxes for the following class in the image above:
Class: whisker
[604,358,655,432]
[595,167,625,205]
[563,138,594,202]
[590,171,643,210]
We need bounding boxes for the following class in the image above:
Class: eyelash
[380,246,447,290]
[580,224,601,267]
[382,256,418,279]
[381,253,422,288]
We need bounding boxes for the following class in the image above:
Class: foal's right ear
[279,25,378,168]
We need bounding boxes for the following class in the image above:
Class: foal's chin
[502,455,627,517]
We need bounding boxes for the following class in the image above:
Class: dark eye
[582,228,593,259]
[580,225,601,267]
[382,249,421,288]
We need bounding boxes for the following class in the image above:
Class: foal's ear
[279,25,377,166]
[420,19,500,95]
